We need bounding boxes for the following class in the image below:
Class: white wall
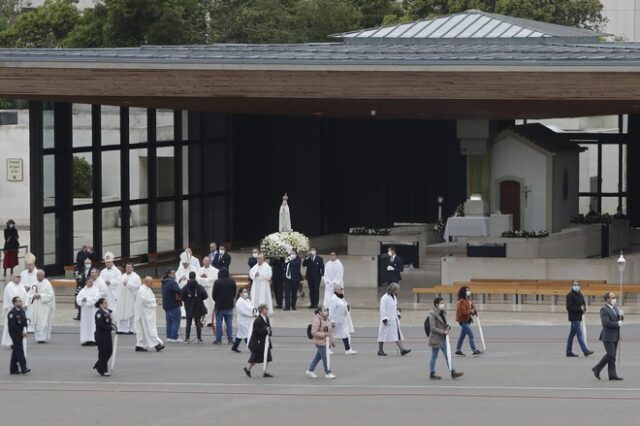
[0,110,30,225]
[601,0,640,41]
[491,134,550,232]
[552,151,580,232]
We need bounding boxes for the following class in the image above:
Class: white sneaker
[325,373,336,379]
[329,350,334,355]
[345,349,358,355]
[305,370,318,379]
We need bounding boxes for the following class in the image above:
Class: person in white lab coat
[328,283,357,355]
[76,277,101,345]
[232,288,256,353]
[249,254,273,313]
[28,270,55,343]
[112,263,140,334]
[2,274,28,347]
[134,276,165,352]
[322,252,344,307]
[377,283,411,357]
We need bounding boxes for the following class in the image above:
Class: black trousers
[593,341,618,379]
[273,277,284,307]
[284,279,298,309]
[185,315,203,340]
[10,337,26,373]
[94,333,112,374]
[308,278,320,308]
[232,337,247,350]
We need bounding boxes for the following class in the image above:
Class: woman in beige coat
[306,307,336,379]
[428,297,463,380]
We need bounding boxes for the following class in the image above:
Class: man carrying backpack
[426,297,463,380]
[181,272,208,344]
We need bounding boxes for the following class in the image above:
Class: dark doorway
[500,180,521,230]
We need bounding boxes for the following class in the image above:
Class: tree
[402,0,606,31]
[0,0,22,32]
[295,0,362,41]
[1,0,80,47]
[73,155,92,198]
[351,0,404,29]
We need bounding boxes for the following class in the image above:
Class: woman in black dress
[244,304,273,378]
[93,298,114,376]
[3,220,19,276]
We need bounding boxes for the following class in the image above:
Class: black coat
[94,308,113,339]
[3,227,19,251]
[303,255,324,282]
[7,307,27,341]
[387,255,403,283]
[284,257,302,283]
[565,290,586,322]
[181,280,208,317]
[248,257,258,270]
[213,253,231,270]
[212,277,237,311]
[248,315,272,363]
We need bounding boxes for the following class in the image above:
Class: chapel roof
[503,124,585,154]
[331,9,607,44]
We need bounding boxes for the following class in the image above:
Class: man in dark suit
[592,292,623,381]
[302,248,324,309]
[283,250,301,311]
[213,244,231,270]
[270,257,285,309]
[386,246,403,284]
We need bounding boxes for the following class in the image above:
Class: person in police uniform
[94,298,114,376]
[8,296,30,375]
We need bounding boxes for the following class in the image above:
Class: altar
[444,217,490,241]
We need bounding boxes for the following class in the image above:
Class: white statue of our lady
[279,193,292,233]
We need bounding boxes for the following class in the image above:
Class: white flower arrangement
[260,231,310,257]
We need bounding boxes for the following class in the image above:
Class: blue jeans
[430,346,450,373]
[215,309,234,341]
[456,322,477,351]
[566,320,588,354]
[165,307,181,340]
[309,345,331,374]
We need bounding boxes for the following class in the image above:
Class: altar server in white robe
[90,268,108,300]
[2,274,28,347]
[112,263,141,334]
[232,288,256,353]
[134,276,165,352]
[28,270,56,343]
[99,252,120,308]
[249,254,273,314]
[196,256,218,321]
[76,277,101,345]
[322,252,344,307]
[176,254,192,318]
[377,283,411,357]
[328,283,357,355]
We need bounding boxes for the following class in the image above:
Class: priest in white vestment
[177,248,200,271]
[28,270,55,343]
[196,256,218,321]
[20,253,38,332]
[176,254,192,318]
[322,252,344,307]
[377,283,410,356]
[249,254,273,314]
[2,274,28,347]
[134,276,164,352]
[99,252,120,308]
[112,263,141,334]
[76,277,101,345]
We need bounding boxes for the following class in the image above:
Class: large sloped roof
[501,123,585,154]
[331,9,606,43]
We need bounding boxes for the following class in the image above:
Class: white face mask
[252,253,258,258]
[438,303,446,311]
[310,251,316,256]
[219,250,225,255]
[466,291,471,297]
[388,251,393,256]
[611,298,617,306]
[290,253,297,259]
[572,286,580,292]
[8,224,14,228]
[242,292,249,299]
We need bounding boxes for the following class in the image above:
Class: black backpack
[424,316,431,337]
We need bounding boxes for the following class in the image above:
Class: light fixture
[470,194,482,201]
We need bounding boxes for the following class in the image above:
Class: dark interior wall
[230,114,466,242]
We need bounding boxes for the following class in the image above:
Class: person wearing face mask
[455,286,483,357]
[566,280,593,358]
[213,245,231,270]
[303,248,324,309]
[385,246,403,285]
[428,297,463,380]
[592,292,623,381]
[377,283,411,356]
[283,249,302,311]
[3,219,19,277]
[233,289,256,353]
[247,248,259,290]
[305,307,336,379]
[328,283,357,355]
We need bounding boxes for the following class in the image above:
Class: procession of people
[0,244,631,386]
